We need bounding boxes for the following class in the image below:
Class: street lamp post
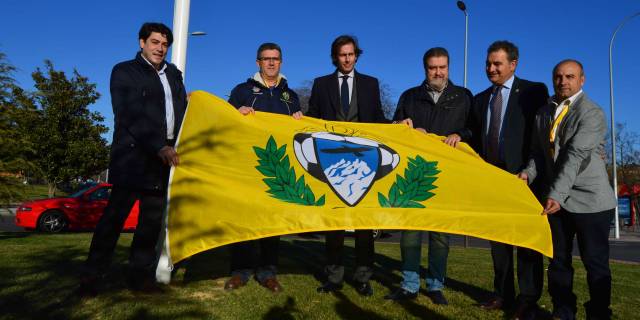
[457,1,468,89]
[609,12,640,239]
[456,1,469,248]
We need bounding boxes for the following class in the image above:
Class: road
[0,207,21,232]
[376,231,640,264]
[1,207,638,263]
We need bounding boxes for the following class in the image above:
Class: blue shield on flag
[293,132,399,206]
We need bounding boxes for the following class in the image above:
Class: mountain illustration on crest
[293,132,400,206]
[324,158,376,205]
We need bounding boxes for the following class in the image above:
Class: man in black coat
[307,35,409,297]
[224,42,301,293]
[79,22,187,295]
[384,47,471,305]
[470,41,549,319]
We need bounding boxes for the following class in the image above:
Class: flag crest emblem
[293,132,399,206]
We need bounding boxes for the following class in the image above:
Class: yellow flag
[167,91,552,264]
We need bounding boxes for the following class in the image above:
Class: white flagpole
[156,0,191,284]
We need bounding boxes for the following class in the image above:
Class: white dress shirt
[142,55,175,140]
[551,89,583,138]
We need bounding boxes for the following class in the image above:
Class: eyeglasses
[258,57,281,63]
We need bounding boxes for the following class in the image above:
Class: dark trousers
[324,230,374,284]
[548,209,613,320]
[84,186,166,281]
[489,241,543,306]
[229,236,279,283]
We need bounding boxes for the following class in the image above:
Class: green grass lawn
[0,232,638,320]
[21,184,64,200]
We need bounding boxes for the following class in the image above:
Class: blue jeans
[400,230,449,293]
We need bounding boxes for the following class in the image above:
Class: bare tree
[607,122,640,186]
[379,81,396,120]
[293,80,313,114]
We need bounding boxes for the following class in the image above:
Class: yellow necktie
[549,100,570,156]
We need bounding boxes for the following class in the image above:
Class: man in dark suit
[79,22,187,295]
[519,60,616,320]
[307,35,404,296]
[307,36,387,123]
[470,41,549,319]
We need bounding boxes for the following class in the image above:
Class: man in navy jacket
[224,43,301,293]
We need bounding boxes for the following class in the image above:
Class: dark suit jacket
[307,70,388,123]
[108,52,187,190]
[470,77,549,174]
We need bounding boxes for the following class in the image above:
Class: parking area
[0,207,21,232]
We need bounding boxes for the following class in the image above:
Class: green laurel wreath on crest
[253,136,326,206]
[378,155,439,208]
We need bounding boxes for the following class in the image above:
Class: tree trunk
[48,183,56,198]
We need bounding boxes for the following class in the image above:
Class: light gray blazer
[522,92,616,213]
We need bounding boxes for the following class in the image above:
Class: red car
[15,183,139,233]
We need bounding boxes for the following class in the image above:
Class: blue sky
[1,0,639,140]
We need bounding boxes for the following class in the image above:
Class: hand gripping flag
[165,91,552,265]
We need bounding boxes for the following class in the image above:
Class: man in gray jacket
[518,59,616,320]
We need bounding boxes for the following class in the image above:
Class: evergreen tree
[28,60,109,197]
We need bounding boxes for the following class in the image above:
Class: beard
[428,77,447,91]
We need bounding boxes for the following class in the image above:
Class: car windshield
[69,184,97,198]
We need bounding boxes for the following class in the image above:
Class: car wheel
[372,229,382,240]
[38,210,68,233]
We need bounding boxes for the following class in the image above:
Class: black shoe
[480,297,507,310]
[76,276,99,298]
[317,281,343,293]
[128,278,167,294]
[551,308,575,320]
[426,290,449,305]
[384,288,418,301]
[512,303,538,320]
[354,281,373,296]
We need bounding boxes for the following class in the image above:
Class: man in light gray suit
[518,59,616,320]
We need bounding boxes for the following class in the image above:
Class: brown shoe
[224,275,247,291]
[261,277,283,293]
[480,297,505,310]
